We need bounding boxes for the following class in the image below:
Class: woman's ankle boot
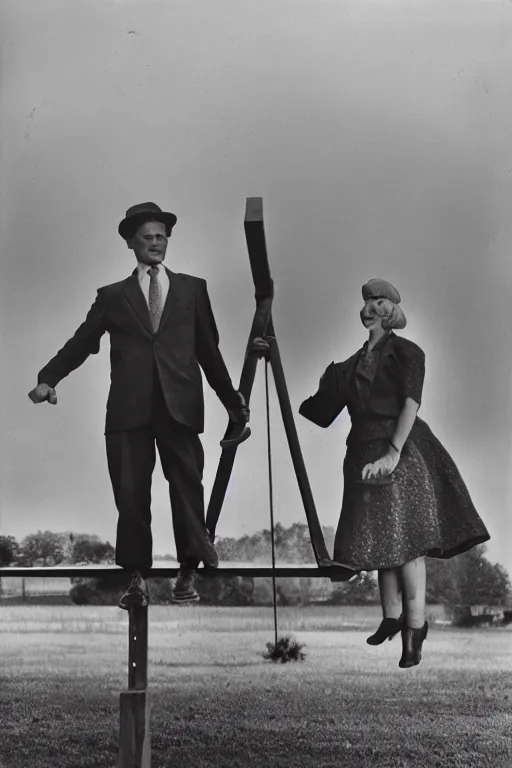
[398,621,429,668]
[366,613,404,645]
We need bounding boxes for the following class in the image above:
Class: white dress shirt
[136,262,170,314]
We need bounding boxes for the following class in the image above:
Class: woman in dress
[299,278,490,668]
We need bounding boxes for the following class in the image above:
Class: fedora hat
[118,202,177,240]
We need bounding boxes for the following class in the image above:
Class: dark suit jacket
[299,333,425,428]
[38,268,241,434]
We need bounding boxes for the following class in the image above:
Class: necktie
[148,266,162,331]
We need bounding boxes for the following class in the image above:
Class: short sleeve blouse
[400,342,425,405]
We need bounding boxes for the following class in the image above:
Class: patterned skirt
[333,416,490,571]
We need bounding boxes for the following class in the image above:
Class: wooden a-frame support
[207,197,342,569]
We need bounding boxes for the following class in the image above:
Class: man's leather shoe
[172,569,200,604]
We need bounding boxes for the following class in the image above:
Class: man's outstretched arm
[30,290,107,404]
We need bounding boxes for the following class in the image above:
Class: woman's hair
[382,299,406,329]
[366,298,407,329]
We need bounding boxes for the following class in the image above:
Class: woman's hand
[362,447,400,480]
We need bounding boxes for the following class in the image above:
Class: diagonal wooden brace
[265,327,331,565]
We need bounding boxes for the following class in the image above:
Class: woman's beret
[362,278,401,304]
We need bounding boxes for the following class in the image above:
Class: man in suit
[29,202,249,608]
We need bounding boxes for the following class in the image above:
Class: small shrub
[262,635,306,663]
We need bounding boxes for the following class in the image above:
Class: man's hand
[227,391,250,424]
[362,448,400,480]
[28,383,58,405]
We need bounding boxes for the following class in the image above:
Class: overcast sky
[1,0,511,575]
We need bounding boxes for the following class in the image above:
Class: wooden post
[128,606,148,691]
[118,607,151,768]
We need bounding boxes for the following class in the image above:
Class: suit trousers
[106,377,209,571]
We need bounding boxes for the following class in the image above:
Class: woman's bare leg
[378,568,402,619]
[400,557,426,628]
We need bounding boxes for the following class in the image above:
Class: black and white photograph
[1,1,511,766]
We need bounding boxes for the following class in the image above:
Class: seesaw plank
[0,565,356,580]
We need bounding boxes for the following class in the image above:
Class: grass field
[0,605,511,768]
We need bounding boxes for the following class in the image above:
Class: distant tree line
[0,527,510,608]
[0,531,115,568]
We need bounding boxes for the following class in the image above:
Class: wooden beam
[0,565,356,581]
